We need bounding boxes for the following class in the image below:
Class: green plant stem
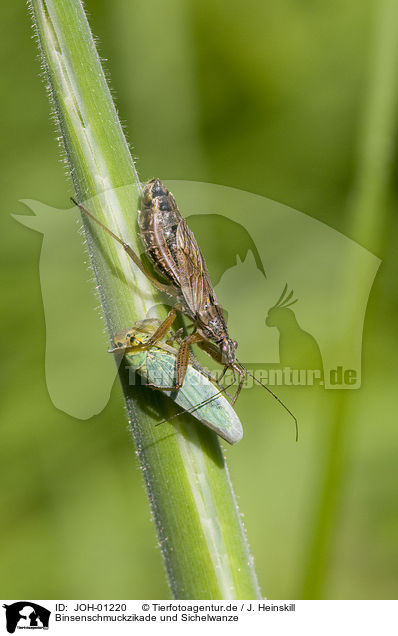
[29,0,261,599]
[300,0,398,598]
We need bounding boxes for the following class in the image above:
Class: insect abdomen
[138,179,182,288]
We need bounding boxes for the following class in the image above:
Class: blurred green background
[1,0,398,599]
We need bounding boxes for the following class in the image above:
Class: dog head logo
[3,602,51,633]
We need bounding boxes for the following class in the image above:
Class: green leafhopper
[111,319,243,445]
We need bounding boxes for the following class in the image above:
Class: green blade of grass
[29,0,261,599]
[300,0,398,598]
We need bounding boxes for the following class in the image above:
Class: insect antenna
[71,197,128,248]
[237,361,298,441]
[70,197,175,296]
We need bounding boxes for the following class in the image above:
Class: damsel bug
[72,178,297,439]
[111,318,243,445]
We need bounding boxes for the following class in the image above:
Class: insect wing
[176,218,218,315]
[145,350,243,445]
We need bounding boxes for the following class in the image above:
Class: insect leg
[195,340,245,403]
[141,308,179,350]
[174,332,205,390]
[162,336,234,400]
[230,366,245,405]
[147,332,205,392]
[109,311,178,356]
[141,331,204,392]
[71,198,176,296]
[217,365,228,382]
[196,340,231,385]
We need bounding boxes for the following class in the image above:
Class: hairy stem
[29,0,261,598]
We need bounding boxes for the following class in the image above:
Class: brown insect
[72,178,297,436]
